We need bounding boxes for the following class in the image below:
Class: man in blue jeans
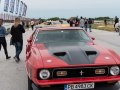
[10,18,25,62]
[0,19,11,59]
[14,41,23,61]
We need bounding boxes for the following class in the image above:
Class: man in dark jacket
[0,19,11,59]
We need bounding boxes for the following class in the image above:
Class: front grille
[52,67,109,79]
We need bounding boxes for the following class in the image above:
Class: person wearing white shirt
[80,17,85,28]
[115,21,120,35]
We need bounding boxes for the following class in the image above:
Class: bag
[10,37,14,45]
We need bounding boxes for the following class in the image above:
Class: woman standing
[10,18,25,62]
[0,19,11,59]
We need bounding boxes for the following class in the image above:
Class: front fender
[107,48,120,64]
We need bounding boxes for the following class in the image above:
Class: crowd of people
[0,17,37,62]
[21,20,35,31]
[0,18,25,62]
[67,16,94,32]
[104,16,120,35]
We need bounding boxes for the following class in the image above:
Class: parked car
[26,27,120,90]
[35,21,61,28]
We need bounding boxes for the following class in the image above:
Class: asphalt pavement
[0,29,120,90]
[90,29,120,55]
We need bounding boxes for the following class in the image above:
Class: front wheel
[107,81,118,85]
[28,76,33,90]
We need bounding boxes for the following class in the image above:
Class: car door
[26,30,37,60]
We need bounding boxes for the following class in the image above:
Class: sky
[23,0,120,18]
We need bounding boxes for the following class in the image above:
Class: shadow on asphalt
[32,83,120,90]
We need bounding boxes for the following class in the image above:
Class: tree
[47,17,60,21]
[94,17,110,20]
[39,18,46,22]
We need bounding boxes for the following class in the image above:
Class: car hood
[36,42,119,68]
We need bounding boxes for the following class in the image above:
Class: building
[0,0,27,21]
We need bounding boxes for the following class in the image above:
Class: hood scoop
[85,51,97,56]
[54,52,67,56]
[53,52,71,63]
[85,51,98,63]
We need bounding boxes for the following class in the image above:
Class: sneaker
[6,56,11,60]
[18,57,21,61]
[14,57,20,62]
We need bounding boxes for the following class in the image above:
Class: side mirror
[91,37,95,40]
[27,39,32,43]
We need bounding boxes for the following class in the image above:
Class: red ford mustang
[26,27,120,90]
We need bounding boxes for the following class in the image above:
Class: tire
[38,86,49,90]
[107,81,118,85]
[28,76,33,90]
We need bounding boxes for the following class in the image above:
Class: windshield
[35,30,91,43]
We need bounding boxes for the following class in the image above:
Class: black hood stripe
[45,42,99,65]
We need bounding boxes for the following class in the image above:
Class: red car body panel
[33,76,120,86]
[25,27,120,87]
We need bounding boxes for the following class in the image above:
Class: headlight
[39,69,50,80]
[110,66,120,76]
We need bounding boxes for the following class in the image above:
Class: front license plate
[64,83,95,90]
